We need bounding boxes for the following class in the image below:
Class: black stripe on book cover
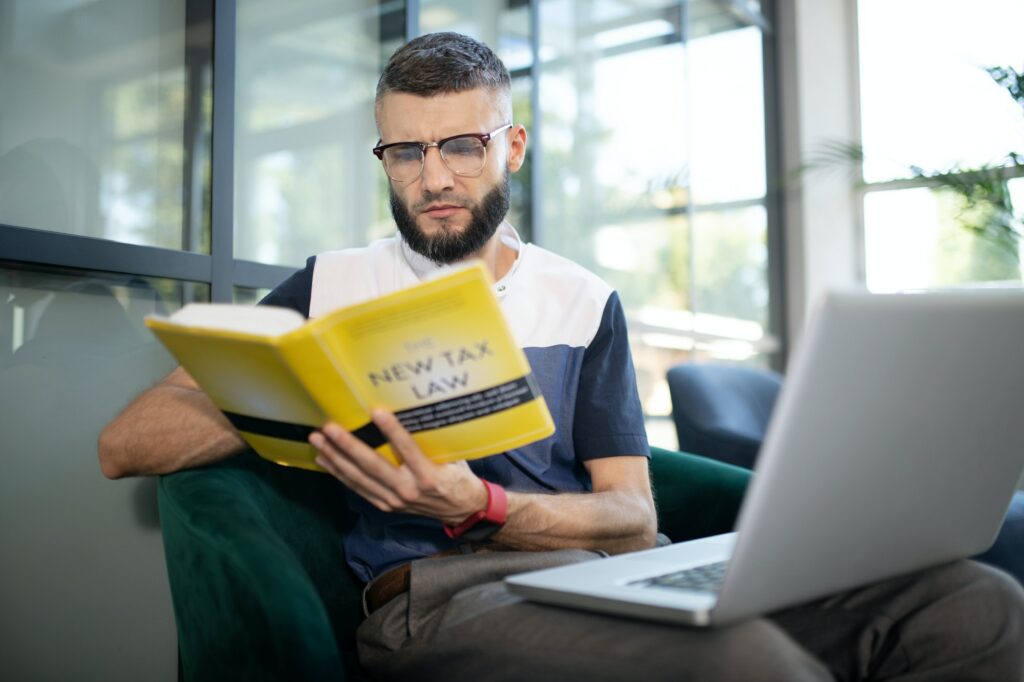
[223,412,387,448]
[223,373,541,447]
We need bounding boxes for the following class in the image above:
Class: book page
[165,304,306,336]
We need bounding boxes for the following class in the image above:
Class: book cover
[145,263,555,471]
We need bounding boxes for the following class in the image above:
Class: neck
[466,223,517,281]
[475,231,512,281]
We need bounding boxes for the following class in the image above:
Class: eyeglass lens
[383,136,487,182]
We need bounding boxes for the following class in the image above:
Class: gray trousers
[356,550,1024,681]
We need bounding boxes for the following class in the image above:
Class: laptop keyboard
[631,560,728,594]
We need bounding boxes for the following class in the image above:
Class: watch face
[459,520,502,542]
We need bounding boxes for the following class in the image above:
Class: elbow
[636,491,659,549]
[623,496,659,552]
[97,426,128,479]
[638,513,659,550]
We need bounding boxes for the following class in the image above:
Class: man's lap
[357,550,1024,682]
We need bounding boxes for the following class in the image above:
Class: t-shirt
[260,224,649,581]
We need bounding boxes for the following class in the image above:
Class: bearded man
[99,32,1024,681]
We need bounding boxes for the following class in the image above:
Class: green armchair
[158,447,751,681]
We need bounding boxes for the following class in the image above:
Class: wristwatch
[444,479,507,541]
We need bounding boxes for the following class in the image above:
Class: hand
[310,409,488,525]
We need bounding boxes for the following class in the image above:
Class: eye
[443,137,484,157]
[386,145,422,164]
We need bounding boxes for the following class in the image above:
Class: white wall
[776,0,863,347]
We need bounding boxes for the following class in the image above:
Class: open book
[145,263,554,471]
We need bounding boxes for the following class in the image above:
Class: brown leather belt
[364,543,512,614]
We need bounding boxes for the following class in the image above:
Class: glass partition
[537,0,772,417]
[0,263,206,679]
[233,0,399,266]
[409,0,775,420]
[417,0,536,239]
[0,0,212,251]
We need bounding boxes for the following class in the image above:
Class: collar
[398,222,524,299]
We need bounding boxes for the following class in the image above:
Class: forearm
[310,415,658,554]
[98,378,246,478]
[494,488,657,555]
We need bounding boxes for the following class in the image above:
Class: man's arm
[98,366,247,479]
[310,410,658,554]
[494,456,656,554]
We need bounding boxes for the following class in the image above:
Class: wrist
[444,479,507,540]
[466,477,489,518]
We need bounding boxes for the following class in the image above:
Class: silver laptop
[506,290,1024,627]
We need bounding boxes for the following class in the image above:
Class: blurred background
[1,0,1022,678]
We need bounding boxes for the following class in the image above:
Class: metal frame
[405,0,419,38]
[0,224,212,282]
[210,0,237,301]
[528,0,542,245]
[847,0,867,286]
[0,219,296,292]
[761,0,788,371]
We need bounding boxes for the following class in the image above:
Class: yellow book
[145,263,554,471]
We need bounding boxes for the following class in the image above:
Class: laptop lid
[711,289,1024,622]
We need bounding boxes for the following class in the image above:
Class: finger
[371,409,435,483]
[310,431,403,511]
[319,422,427,508]
[322,421,407,488]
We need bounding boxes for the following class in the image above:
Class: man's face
[375,89,526,264]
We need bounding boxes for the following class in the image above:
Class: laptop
[506,289,1024,627]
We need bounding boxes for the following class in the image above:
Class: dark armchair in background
[667,363,782,470]
[666,362,1024,585]
[158,446,751,681]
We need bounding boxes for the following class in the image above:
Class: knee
[936,561,1024,666]
[956,560,1024,622]
[690,620,832,682]
[972,560,1024,627]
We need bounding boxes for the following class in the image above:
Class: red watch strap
[444,480,507,539]
[484,479,507,523]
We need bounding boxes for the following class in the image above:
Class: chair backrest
[666,363,782,469]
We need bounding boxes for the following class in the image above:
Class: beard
[390,173,510,265]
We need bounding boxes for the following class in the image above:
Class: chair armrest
[649,446,752,542]
[158,453,360,681]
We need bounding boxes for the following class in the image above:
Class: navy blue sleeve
[572,291,650,460]
[258,256,315,318]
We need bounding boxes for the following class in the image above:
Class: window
[0,0,210,251]
[233,0,400,265]
[417,0,780,428]
[857,0,1024,291]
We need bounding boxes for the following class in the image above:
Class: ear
[506,125,528,173]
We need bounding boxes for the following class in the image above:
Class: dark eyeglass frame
[372,123,514,181]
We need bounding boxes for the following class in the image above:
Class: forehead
[376,89,506,142]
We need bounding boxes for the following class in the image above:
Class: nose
[419,145,455,195]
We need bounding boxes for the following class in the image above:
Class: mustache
[410,191,471,213]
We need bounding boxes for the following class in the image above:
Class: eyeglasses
[372,123,513,183]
